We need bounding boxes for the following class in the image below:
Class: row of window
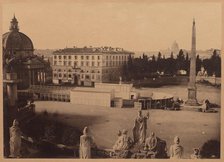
[53,61,101,67]
[54,73,72,78]
[105,61,125,67]
[54,73,101,80]
[53,69,101,74]
[53,54,129,61]
[105,55,128,61]
[53,60,126,67]
[54,69,73,72]
[81,74,101,80]
[54,55,101,60]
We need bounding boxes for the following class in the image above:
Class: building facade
[52,47,134,86]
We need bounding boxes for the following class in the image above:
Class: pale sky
[2,1,222,51]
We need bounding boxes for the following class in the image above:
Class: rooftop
[53,46,134,55]
[71,87,114,93]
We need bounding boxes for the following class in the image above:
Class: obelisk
[186,19,198,106]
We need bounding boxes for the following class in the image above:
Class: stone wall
[70,89,112,107]
[95,83,133,100]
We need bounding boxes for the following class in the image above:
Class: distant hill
[134,48,220,59]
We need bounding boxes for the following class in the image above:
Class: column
[29,70,32,86]
[43,72,46,84]
[37,71,40,84]
[40,71,43,85]
[32,70,35,85]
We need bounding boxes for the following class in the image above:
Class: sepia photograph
[1,0,222,160]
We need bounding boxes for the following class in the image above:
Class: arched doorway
[73,74,78,85]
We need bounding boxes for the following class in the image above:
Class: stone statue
[9,119,22,158]
[144,132,157,152]
[113,129,133,152]
[190,148,201,159]
[79,127,95,159]
[201,99,210,112]
[169,136,184,159]
[5,57,18,73]
[133,110,150,144]
[119,76,122,84]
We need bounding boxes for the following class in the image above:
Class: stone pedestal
[185,86,198,106]
[4,73,19,107]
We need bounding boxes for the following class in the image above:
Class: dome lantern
[9,14,19,32]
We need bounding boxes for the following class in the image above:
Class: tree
[185,53,189,61]
[202,50,221,77]
[157,52,163,73]
[184,53,190,75]
[165,52,176,75]
[121,49,221,81]
[210,50,221,77]
[176,49,185,71]
[122,63,128,81]
[170,52,174,59]
[151,55,157,73]
[196,55,202,74]
[121,54,133,81]
[202,58,212,76]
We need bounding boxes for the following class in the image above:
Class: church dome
[171,41,179,54]
[2,16,34,52]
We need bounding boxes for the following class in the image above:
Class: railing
[29,85,73,92]
[39,93,70,102]
[27,85,71,102]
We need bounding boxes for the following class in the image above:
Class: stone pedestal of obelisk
[186,19,199,106]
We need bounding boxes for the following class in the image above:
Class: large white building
[70,83,138,107]
[52,46,134,86]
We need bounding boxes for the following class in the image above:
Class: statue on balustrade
[9,119,22,158]
[190,148,201,159]
[144,132,157,152]
[169,136,184,159]
[113,129,133,152]
[4,57,21,73]
[79,127,96,159]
